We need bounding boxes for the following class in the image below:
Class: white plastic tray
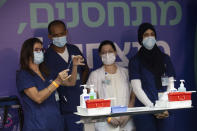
[75,106,192,117]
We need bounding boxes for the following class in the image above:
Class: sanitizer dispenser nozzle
[80,85,87,93]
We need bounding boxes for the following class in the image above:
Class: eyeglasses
[34,48,45,53]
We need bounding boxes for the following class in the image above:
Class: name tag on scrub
[77,73,80,80]
[161,76,169,86]
[55,91,60,101]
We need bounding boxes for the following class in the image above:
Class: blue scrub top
[16,70,64,131]
[129,53,175,106]
[44,44,87,113]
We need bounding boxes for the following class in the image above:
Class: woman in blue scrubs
[16,38,84,131]
[129,23,176,131]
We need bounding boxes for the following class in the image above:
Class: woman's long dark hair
[19,38,49,76]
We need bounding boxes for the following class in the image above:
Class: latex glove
[58,69,71,81]
[119,115,130,128]
[72,55,85,66]
[107,117,119,128]
[154,111,169,119]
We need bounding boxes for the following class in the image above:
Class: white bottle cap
[180,80,185,86]
[80,85,88,94]
[83,88,87,94]
[90,85,94,88]
[90,87,94,93]
[80,84,87,88]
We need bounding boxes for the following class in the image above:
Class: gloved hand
[58,69,70,81]
[72,55,85,66]
[107,117,119,128]
[119,115,130,128]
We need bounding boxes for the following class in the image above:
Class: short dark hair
[98,40,117,53]
[19,38,49,76]
[48,20,67,34]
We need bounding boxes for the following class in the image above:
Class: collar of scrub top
[50,43,74,69]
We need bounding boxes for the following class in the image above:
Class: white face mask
[142,36,156,50]
[34,51,44,65]
[101,53,116,65]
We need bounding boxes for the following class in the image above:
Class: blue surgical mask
[34,51,44,64]
[52,36,67,47]
[142,36,156,50]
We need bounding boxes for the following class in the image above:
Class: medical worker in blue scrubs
[16,38,84,131]
[129,23,176,131]
[45,20,89,131]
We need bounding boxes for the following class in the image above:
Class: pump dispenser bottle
[178,80,186,92]
[89,85,97,99]
[168,79,177,92]
[80,85,90,108]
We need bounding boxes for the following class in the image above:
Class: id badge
[102,72,111,86]
[77,73,80,80]
[161,76,169,86]
[102,79,111,85]
[55,91,60,101]
[104,79,111,85]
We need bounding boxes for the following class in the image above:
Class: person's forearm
[69,65,78,84]
[81,65,89,84]
[128,91,135,107]
[131,79,154,107]
[36,84,57,103]
[61,65,78,86]
[25,79,60,104]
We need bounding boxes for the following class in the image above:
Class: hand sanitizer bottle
[169,79,177,92]
[80,85,90,108]
[178,80,186,92]
[89,85,97,100]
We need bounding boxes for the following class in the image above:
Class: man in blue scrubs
[44,20,89,131]
[129,23,176,131]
